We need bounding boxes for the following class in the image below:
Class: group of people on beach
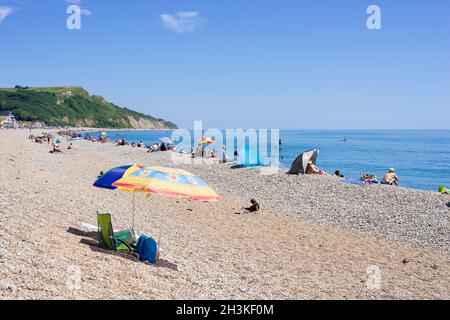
[29,130,402,187]
[147,142,171,152]
[29,132,66,153]
[305,161,400,187]
[189,144,232,163]
[305,160,400,186]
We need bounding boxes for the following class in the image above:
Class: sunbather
[334,170,344,177]
[381,168,399,186]
[306,161,328,175]
[51,141,62,153]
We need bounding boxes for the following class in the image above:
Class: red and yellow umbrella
[197,137,215,145]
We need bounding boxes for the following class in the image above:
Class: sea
[95,129,450,192]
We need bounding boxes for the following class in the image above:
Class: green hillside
[0,86,177,129]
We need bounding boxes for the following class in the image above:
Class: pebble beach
[0,129,449,299]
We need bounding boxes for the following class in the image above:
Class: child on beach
[244,199,260,213]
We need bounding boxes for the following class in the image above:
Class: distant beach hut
[287,149,319,174]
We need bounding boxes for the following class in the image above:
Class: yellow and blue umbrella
[93,165,135,190]
[113,165,221,260]
[112,165,221,201]
[93,165,146,232]
[95,165,221,262]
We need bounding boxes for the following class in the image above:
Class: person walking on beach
[221,145,227,163]
[234,150,239,162]
[381,168,399,186]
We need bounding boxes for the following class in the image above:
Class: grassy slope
[0,86,177,129]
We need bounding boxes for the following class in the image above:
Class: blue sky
[0,0,449,129]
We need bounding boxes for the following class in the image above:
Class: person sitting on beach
[244,199,260,213]
[148,143,158,153]
[160,142,167,151]
[334,170,344,178]
[190,147,195,158]
[306,161,327,175]
[381,168,399,186]
[51,142,62,153]
[67,143,73,150]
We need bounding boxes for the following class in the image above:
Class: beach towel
[340,178,379,185]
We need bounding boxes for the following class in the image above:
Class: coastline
[0,129,448,299]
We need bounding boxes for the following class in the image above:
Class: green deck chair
[97,212,136,252]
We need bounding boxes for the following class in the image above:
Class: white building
[0,112,17,128]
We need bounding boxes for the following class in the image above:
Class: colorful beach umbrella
[197,137,215,145]
[93,164,221,262]
[112,165,221,201]
[93,165,134,190]
[113,165,221,260]
[93,165,147,232]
